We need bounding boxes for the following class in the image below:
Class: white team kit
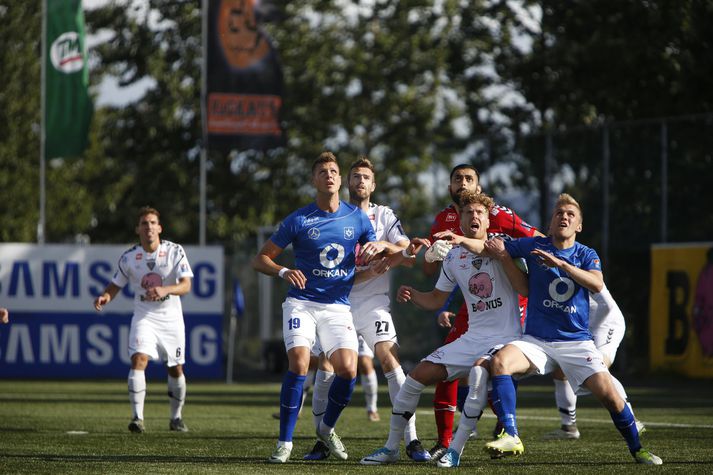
[588,284,626,364]
[111,240,194,366]
[423,245,522,380]
[350,203,409,351]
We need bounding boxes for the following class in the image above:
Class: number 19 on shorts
[288,317,301,330]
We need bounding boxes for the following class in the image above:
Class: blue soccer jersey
[505,236,602,341]
[270,201,376,305]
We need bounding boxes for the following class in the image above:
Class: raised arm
[530,248,604,293]
[433,229,485,254]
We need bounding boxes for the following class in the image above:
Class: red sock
[433,379,458,446]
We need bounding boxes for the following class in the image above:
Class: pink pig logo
[468,272,493,298]
[141,272,163,290]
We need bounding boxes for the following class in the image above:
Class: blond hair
[459,190,494,212]
[554,193,582,221]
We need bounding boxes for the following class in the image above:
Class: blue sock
[321,375,356,429]
[610,404,641,454]
[457,385,469,412]
[279,371,306,442]
[491,375,518,436]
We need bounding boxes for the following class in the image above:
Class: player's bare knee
[489,352,508,375]
[131,353,149,370]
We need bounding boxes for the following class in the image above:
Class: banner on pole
[44,0,93,160]
[206,0,284,151]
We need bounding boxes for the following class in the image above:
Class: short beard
[450,188,463,205]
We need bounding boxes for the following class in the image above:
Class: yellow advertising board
[650,242,713,377]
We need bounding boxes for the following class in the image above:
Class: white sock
[385,366,417,443]
[362,370,378,413]
[312,369,334,429]
[277,440,293,450]
[450,366,488,454]
[168,374,186,420]
[554,378,577,426]
[610,375,636,418]
[385,376,424,451]
[128,369,146,420]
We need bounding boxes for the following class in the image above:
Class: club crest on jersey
[307,227,320,240]
[344,227,354,240]
[472,257,483,270]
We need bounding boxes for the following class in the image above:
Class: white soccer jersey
[350,203,409,299]
[435,245,522,341]
[588,284,625,332]
[111,240,194,323]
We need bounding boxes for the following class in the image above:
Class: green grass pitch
[1,377,712,473]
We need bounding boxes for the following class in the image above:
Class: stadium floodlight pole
[38,0,47,245]
[199,0,208,247]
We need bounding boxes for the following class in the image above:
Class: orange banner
[207,93,281,135]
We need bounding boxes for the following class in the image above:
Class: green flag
[44,0,92,159]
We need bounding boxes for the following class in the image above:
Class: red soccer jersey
[429,202,538,339]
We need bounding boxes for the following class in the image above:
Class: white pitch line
[416,410,713,429]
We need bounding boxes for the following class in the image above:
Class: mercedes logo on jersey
[545,276,577,313]
[312,243,348,278]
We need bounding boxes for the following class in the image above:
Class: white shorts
[592,321,625,365]
[352,293,398,352]
[128,316,185,367]
[510,335,608,391]
[422,332,512,381]
[358,335,374,358]
[282,297,359,358]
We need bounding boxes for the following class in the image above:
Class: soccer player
[93,207,193,434]
[544,284,644,440]
[425,163,542,459]
[0,308,8,324]
[481,193,662,465]
[361,191,527,465]
[303,156,430,462]
[252,152,383,464]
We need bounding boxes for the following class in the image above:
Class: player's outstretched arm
[433,230,485,255]
[530,248,604,293]
[387,237,430,269]
[94,283,121,311]
[397,285,450,311]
